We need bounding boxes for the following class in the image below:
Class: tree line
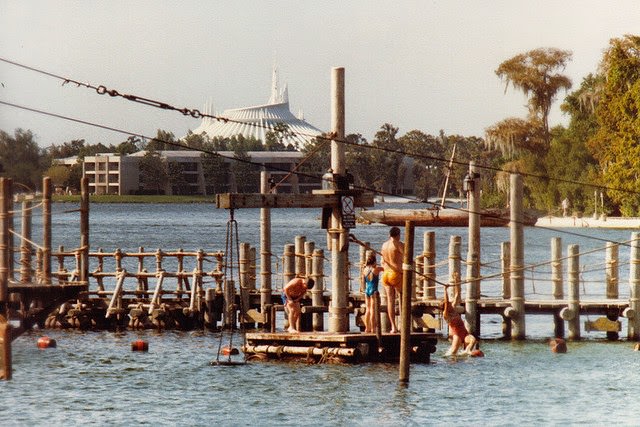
[1,34,639,214]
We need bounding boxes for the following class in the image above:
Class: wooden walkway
[243,331,438,363]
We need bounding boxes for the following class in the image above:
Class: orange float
[37,336,57,349]
[221,346,239,356]
[131,340,149,352]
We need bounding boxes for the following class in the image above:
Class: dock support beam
[399,220,414,384]
[465,161,480,336]
[423,231,436,301]
[567,244,581,340]
[628,232,640,340]
[259,171,272,323]
[0,178,11,380]
[80,177,89,284]
[552,237,564,338]
[42,177,52,284]
[509,174,526,339]
[328,66,349,333]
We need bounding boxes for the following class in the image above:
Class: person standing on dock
[282,277,315,333]
[442,274,477,356]
[363,252,384,333]
[381,226,404,333]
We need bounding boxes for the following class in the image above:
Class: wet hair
[389,226,401,238]
[306,278,315,289]
[366,252,376,266]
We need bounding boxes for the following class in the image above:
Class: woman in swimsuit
[363,252,384,333]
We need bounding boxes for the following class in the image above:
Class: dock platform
[243,331,438,363]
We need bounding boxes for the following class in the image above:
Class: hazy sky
[1,1,639,148]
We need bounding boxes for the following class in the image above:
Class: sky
[0,1,639,148]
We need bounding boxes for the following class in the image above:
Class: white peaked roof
[190,67,324,147]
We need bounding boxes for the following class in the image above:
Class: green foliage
[0,129,45,190]
[587,35,640,215]
[138,148,168,194]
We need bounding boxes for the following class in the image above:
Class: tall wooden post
[0,178,11,380]
[0,178,10,308]
[448,236,461,293]
[20,198,32,283]
[329,66,349,333]
[259,171,272,317]
[567,244,581,340]
[42,177,52,284]
[399,221,414,384]
[501,241,511,338]
[311,248,325,331]
[465,161,480,336]
[283,244,295,284]
[295,235,306,277]
[423,231,436,300]
[551,237,564,338]
[606,242,619,299]
[509,174,526,339]
[7,183,13,282]
[628,232,640,340]
[80,177,89,284]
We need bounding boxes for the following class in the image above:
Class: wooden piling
[295,235,306,277]
[42,177,52,284]
[567,244,581,340]
[399,221,414,384]
[509,174,525,339]
[7,182,13,282]
[283,244,295,283]
[448,235,461,295]
[629,232,640,340]
[0,178,9,308]
[423,231,436,300]
[501,241,511,338]
[606,242,619,299]
[240,243,251,326]
[259,170,273,319]
[552,237,564,338]
[466,161,480,336]
[80,177,89,284]
[311,248,324,331]
[20,198,32,283]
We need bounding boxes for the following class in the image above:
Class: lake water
[3,202,640,425]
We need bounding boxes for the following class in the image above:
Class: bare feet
[287,327,299,334]
[390,328,399,334]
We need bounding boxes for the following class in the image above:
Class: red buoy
[131,340,149,352]
[469,349,484,357]
[221,346,239,356]
[37,336,57,349]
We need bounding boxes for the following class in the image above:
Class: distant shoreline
[51,195,216,203]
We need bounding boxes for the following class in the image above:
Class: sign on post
[341,196,356,229]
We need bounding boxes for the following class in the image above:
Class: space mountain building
[191,67,324,147]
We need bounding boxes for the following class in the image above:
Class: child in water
[363,252,384,333]
[442,273,478,356]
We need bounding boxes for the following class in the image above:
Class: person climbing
[381,226,404,333]
[363,251,384,333]
[442,273,477,356]
[282,276,315,333]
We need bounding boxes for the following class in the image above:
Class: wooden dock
[243,331,438,364]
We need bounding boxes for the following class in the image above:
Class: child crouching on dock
[442,273,477,356]
[363,252,384,333]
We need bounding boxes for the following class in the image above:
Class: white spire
[268,64,280,104]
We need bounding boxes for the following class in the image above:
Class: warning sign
[341,196,356,229]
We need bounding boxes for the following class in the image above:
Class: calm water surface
[3,203,640,425]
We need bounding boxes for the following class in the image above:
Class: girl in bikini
[363,252,384,333]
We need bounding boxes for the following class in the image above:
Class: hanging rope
[213,208,247,366]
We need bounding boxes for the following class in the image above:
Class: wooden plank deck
[244,331,439,363]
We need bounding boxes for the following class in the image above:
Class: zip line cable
[2,55,637,198]
[2,99,637,250]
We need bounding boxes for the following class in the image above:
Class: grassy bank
[52,194,216,203]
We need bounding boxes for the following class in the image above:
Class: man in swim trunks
[282,277,315,333]
[442,279,477,356]
[381,226,404,333]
